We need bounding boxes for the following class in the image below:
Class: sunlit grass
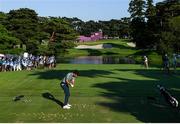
[0,64,180,122]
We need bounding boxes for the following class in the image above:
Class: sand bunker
[127,42,136,47]
[75,44,112,49]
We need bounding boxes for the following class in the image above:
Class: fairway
[0,64,180,123]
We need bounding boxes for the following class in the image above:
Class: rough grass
[0,64,180,122]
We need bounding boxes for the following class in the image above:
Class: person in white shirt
[60,70,79,109]
[143,56,148,69]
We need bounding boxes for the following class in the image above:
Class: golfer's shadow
[42,92,63,108]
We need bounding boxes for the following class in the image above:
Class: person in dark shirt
[162,54,170,74]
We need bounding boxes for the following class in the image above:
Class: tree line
[128,0,180,54]
[0,8,78,55]
[62,17,130,39]
[0,0,179,56]
[0,8,130,56]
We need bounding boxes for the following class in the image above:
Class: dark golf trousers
[61,82,70,105]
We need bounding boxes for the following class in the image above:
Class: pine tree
[128,0,147,48]
[146,0,156,18]
[128,0,146,19]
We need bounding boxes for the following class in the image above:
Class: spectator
[172,53,177,73]
[143,55,149,69]
[162,54,170,74]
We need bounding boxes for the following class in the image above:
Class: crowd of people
[142,53,180,73]
[0,53,56,72]
[161,53,179,74]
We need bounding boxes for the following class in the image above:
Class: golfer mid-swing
[61,70,79,109]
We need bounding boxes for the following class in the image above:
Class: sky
[0,0,163,21]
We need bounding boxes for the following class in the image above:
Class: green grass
[66,39,138,57]
[64,39,162,66]
[0,64,180,122]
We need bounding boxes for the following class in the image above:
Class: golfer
[60,70,79,109]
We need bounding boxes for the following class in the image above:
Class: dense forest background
[0,0,179,55]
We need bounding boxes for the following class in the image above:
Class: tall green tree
[130,18,147,48]
[0,12,7,25]
[43,17,77,42]
[6,8,39,47]
[146,0,156,18]
[128,0,147,48]
[62,17,84,33]
[145,0,157,49]
[170,16,180,52]
[43,17,77,55]
[159,16,180,53]
[128,0,146,19]
[0,24,20,53]
[155,0,180,53]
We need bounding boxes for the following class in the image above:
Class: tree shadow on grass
[30,66,180,122]
[29,69,113,80]
[92,69,180,122]
[42,92,63,108]
[114,69,180,92]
